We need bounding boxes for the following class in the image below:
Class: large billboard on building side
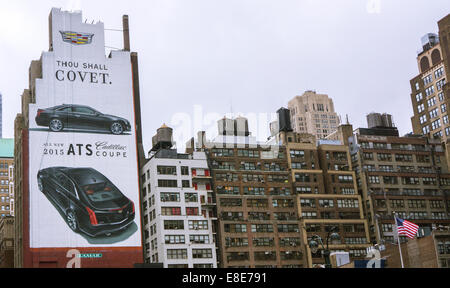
[27,8,141,250]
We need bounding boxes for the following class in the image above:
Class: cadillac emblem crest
[59,31,94,45]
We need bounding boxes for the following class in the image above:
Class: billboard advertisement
[27,8,141,251]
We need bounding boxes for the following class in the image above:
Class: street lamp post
[308,226,341,268]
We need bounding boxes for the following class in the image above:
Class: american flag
[395,217,419,239]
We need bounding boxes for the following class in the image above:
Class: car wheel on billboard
[49,118,64,132]
[110,122,124,135]
[66,210,79,232]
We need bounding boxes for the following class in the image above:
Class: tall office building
[202,117,304,268]
[187,113,370,268]
[330,115,450,245]
[274,115,370,268]
[410,16,450,142]
[288,91,340,139]
[140,124,218,268]
[14,8,144,268]
[0,139,13,218]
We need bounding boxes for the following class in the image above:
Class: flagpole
[394,212,405,268]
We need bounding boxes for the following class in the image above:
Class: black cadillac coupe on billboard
[28,8,141,249]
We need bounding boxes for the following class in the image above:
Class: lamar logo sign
[59,31,94,45]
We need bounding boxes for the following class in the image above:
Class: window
[423,74,433,85]
[251,224,274,233]
[430,200,443,208]
[158,179,177,188]
[277,224,299,233]
[435,67,444,79]
[220,198,242,207]
[431,119,441,130]
[224,224,247,233]
[189,220,208,230]
[402,177,420,185]
[337,175,353,183]
[164,220,184,230]
[418,103,425,113]
[422,177,436,185]
[161,207,181,216]
[182,180,190,188]
[437,79,446,91]
[290,150,305,158]
[157,165,177,175]
[185,193,198,202]
[441,104,447,113]
[160,192,180,202]
[345,238,367,244]
[192,249,213,259]
[368,176,380,184]
[423,125,430,134]
[438,92,445,102]
[390,199,404,208]
[408,199,426,208]
[300,198,316,208]
[416,93,423,102]
[193,264,213,268]
[425,85,435,97]
[252,237,275,247]
[337,199,359,208]
[429,108,439,119]
[165,235,185,244]
[379,165,394,172]
[363,152,373,160]
[341,188,356,195]
[181,166,189,175]
[190,235,210,244]
[272,198,294,208]
[419,114,427,124]
[186,207,199,216]
[302,212,317,219]
[279,237,301,247]
[377,153,392,161]
[319,199,334,208]
[73,106,96,114]
[395,154,413,162]
[216,186,240,195]
[247,198,268,208]
[237,150,260,158]
[243,187,265,196]
[211,148,234,157]
[167,249,187,259]
[427,97,436,107]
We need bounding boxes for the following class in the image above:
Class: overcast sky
[1,0,449,153]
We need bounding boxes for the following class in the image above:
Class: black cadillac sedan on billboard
[35,104,131,135]
[37,167,135,237]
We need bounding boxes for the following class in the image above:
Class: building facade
[14,8,144,268]
[410,23,449,142]
[275,130,370,267]
[0,217,14,268]
[0,139,14,218]
[186,114,371,268]
[288,91,340,140]
[141,125,218,268]
[330,115,450,245]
